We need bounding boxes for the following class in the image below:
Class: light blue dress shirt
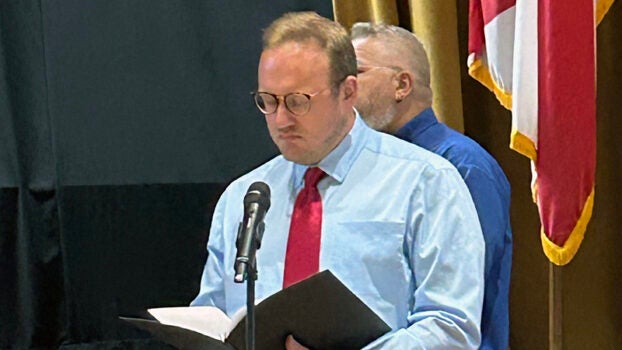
[395,108,512,350]
[192,114,485,349]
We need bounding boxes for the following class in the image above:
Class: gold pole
[549,263,563,350]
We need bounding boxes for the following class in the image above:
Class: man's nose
[273,101,295,128]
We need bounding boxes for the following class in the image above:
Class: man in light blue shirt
[351,23,512,350]
[192,12,485,349]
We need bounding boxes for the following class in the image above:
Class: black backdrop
[0,1,333,348]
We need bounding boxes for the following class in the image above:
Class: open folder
[121,270,391,350]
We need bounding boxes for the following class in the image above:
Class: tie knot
[304,167,326,188]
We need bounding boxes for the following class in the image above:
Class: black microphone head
[244,181,271,210]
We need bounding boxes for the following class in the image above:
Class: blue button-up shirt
[192,114,485,349]
[395,108,512,350]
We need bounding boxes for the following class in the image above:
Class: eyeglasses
[251,86,332,116]
[356,65,401,75]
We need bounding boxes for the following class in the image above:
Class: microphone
[234,181,271,283]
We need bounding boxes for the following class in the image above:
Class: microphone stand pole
[245,262,256,350]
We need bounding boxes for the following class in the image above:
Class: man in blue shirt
[193,12,485,349]
[351,22,513,350]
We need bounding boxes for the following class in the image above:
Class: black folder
[122,270,391,350]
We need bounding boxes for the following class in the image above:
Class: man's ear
[395,71,414,100]
[342,75,357,102]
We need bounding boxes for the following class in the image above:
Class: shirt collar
[395,107,438,141]
[292,110,368,188]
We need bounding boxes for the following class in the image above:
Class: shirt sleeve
[190,191,228,309]
[364,166,486,349]
[462,166,512,350]
[462,166,511,280]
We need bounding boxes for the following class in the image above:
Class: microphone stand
[234,221,264,350]
[245,262,256,350]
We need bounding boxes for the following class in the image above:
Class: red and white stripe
[468,0,613,265]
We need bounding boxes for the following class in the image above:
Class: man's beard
[358,100,396,132]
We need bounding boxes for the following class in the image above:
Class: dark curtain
[0,1,333,349]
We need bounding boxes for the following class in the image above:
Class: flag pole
[549,263,563,350]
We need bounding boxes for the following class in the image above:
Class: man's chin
[280,149,317,165]
[357,110,377,126]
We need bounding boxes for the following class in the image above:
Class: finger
[285,334,307,350]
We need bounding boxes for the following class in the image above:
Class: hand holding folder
[122,270,391,350]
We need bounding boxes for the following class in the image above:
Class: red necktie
[283,167,326,288]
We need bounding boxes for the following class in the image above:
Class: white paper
[148,306,232,341]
